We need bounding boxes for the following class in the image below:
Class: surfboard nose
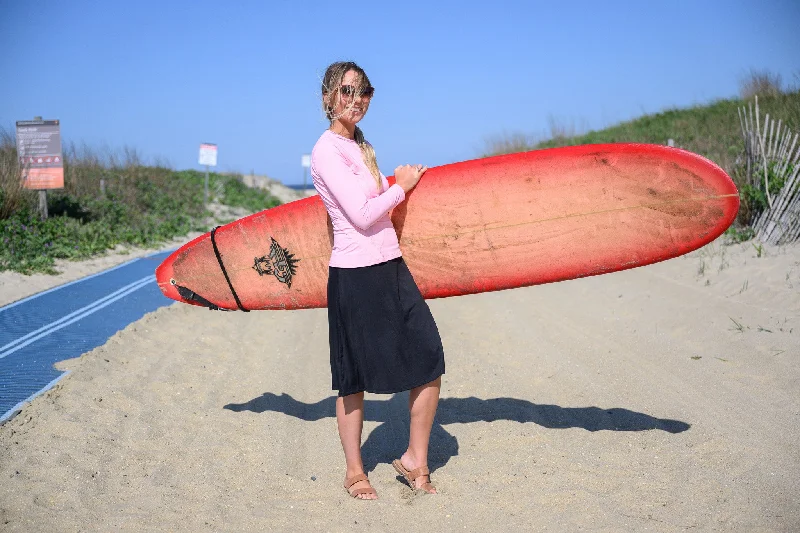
[155,258,183,303]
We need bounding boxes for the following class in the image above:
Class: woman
[311,61,445,500]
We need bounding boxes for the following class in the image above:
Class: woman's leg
[400,376,441,493]
[336,392,376,499]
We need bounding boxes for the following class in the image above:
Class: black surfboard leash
[210,226,249,312]
[170,226,249,312]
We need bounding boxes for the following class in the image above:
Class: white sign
[301,154,311,168]
[199,143,218,167]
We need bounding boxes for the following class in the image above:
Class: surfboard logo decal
[253,238,299,288]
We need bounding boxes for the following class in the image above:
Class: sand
[1,238,798,531]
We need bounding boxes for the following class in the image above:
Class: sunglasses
[340,85,375,99]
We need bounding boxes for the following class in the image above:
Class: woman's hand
[394,164,428,193]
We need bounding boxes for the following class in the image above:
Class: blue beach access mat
[0,251,174,422]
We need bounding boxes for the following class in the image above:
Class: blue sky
[1,0,798,185]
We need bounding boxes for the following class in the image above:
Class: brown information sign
[16,119,64,190]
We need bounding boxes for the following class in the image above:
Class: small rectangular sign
[301,154,311,168]
[16,119,64,190]
[199,143,218,167]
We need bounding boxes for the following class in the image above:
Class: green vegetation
[739,161,796,223]
[724,226,755,244]
[0,132,280,274]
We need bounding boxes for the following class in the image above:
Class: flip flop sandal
[392,459,436,494]
[344,473,377,499]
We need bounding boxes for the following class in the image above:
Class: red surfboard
[155,144,739,311]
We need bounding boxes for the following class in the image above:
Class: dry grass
[739,69,785,100]
[482,131,538,156]
[0,128,36,218]
[482,116,588,156]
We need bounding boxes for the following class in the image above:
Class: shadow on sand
[224,393,690,474]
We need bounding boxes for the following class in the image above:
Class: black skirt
[327,257,445,397]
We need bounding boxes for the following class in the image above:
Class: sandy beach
[1,237,798,531]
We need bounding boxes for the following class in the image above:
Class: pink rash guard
[311,129,406,268]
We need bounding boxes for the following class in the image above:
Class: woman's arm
[313,144,405,230]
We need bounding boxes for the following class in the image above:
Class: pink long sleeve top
[311,130,406,268]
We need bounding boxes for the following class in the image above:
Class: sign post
[16,118,64,219]
[198,143,218,205]
[301,154,311,192]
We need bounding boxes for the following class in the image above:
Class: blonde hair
[321,61,382,192]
